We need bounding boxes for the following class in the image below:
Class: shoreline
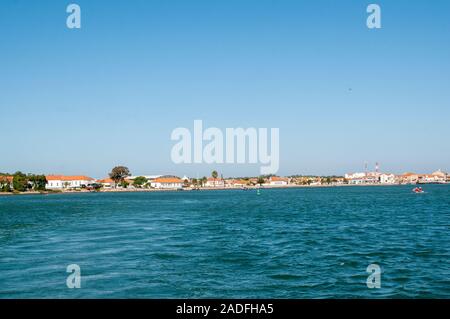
[1,183,447,197]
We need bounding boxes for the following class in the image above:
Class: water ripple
[1,185,450,298]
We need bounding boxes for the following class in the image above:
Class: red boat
[413,187,424,193]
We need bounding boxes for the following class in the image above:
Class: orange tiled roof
[402,172,417,177]
[0,176,13,183]
[97,178,113,183]
[46,175,94,181]
[154,177,182,183]
[229,179,248,185]
[270,176,288,182]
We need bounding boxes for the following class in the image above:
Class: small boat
[413,187,424,193]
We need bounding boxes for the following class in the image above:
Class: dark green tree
[13,172,28,192]
[211,170,218,187]
[257,177,265,186]
[109,166,131,187]
[133,176,148,188]
[28,174,47,191]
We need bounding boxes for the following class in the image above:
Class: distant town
[1,164,449,194]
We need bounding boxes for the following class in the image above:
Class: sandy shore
[0,183,424,197]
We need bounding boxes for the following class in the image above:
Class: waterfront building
[46,175,95,189]
[205,177,225,187]
[346,174,379,185]
[379,173,396,184]
[345,172,366,180]
[431,170,447,183]
[97,178,115,188]
[226,179,249,188]
[151,177,183,189]
[128,175,162,181]
[269,176,289,186]
[0,176,13,191]
[347,177,364,185]
[399,173,419,184]
[432,169,446,178]
[418,172,447,184]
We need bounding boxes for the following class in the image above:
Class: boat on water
[413,187,424,193]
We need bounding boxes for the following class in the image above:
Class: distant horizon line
[1,168,448,180]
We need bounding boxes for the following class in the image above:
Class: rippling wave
[0,185,449,298]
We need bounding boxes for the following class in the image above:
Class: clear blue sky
[1,0,449,178]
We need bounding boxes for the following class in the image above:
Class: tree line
[0,172,47,192]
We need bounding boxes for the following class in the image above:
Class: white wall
[151,182,183,189]
[46,180,92,189]
[270,181,287,185]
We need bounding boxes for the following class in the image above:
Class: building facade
[151,177,183,189]
[269,176,289,186]
[46,175,95,190]
[205,178,225,187]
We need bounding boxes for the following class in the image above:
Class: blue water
[0,185,449,298]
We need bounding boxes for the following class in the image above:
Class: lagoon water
[0,185,449,298]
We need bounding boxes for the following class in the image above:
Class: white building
[205,177,225,187]
[46,175,95,189]
[151,177,183,189]
[97,178,115,188]
[419,172,446,184]
[431,170,447,183]
[345,172,367,179]
[225,179,249,188]
[128,175,162,181]
[347,175,379,185]
[380,173,396,184]
[269,176,289,186]
[347,177,366,185]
